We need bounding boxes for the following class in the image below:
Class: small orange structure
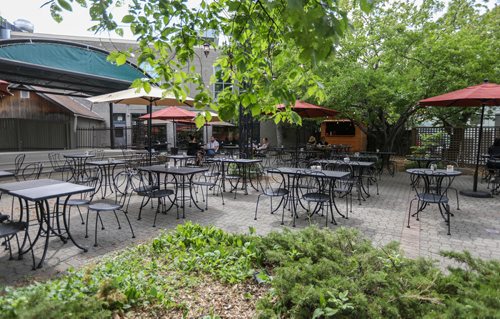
[320,119,367,152]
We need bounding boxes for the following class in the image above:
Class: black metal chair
[224,162,243,199]
[0,221,35,269]
[254,167,288,220]
[9,163,43,219]
[429,160,460,210]
[193,160,225,210]
[48,153,73,181]
[328,162,354,219]
[407,171,454,235]
[63,168,100,227]
[292,170,336,227]
[130,171,176,226]
[85,171,136,246]
[13,154,26,181]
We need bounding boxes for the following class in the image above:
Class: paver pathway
[0,171,499,286]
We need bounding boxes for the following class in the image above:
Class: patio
[1,167,498,286]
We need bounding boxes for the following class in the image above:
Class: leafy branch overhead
[43,0,373,125]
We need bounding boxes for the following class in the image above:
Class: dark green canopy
[0,39,146,96]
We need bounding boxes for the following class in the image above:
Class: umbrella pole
[461,104,492,198]
[148,102,152,165]
[473,104,485,191]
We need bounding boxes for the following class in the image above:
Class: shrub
[1,224,498,318]
[255,227,500,318]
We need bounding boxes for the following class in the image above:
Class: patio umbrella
[419,80,500,198]
[88,87,194,164]
[277,100,339,118]
[277,100,338,165]
[0,80,13,97]
[138,106,196,148]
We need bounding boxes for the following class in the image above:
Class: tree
[44,0,374,125]
[317,0,499,152]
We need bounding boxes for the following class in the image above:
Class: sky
[0,0,201,40]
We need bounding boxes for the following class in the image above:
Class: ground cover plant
[0,223,498,318]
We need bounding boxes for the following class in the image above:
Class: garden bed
[1,223,498,318]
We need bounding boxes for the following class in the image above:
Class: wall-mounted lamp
[203,42,210,57]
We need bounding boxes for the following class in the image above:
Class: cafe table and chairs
[212,158,263,196]
[406,168,462,235]
[0,179,94,268]
[138,165,209,219]
[87,159,126,199]
[267,167,349,227]
[315,159,376,204]
[63,152,95,183]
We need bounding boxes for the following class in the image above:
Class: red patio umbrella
[419,80,500,197]
[277,100,339,118]
[277,100,338,163]
[139,106,196,147]
[0,80,13,97]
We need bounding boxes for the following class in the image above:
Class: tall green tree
[318,0,499,152]
[44,0,373,125]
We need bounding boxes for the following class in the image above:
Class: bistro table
[87,160,126,199]
[166,154,196,167]
[64,153,95,183]
[267,167,350,227]
[211,158,262,195]
[139,165,209,219]
[0,170,14,179]
[406,156,442,168]
[0,179,94,268]
[315,159,376,203]
[406,168,462,235]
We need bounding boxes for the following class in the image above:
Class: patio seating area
[0,150,499,285]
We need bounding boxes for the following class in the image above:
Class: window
[114,127,124,138]
[113,113,126,123]
[325,121,356,136]
[213,66,232,100]
[20,91,30,99]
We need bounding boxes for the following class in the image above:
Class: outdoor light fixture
[203,42,210,57]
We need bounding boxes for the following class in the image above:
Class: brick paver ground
[0,169,499,286]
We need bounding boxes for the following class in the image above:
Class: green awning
[0,39,147,96]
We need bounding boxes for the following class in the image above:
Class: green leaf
[115,53,127,65]
[143,82,151,93]
[359,0,374,13]
[122,15,135,23]
[57,0,72,11]
[312,308,324,319]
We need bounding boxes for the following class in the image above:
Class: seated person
[307,135,317,145]
[205,136,219,156]
[488,138,500,158]
[254,137,270,156]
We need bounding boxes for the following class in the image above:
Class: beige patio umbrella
[88,87,194,164]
